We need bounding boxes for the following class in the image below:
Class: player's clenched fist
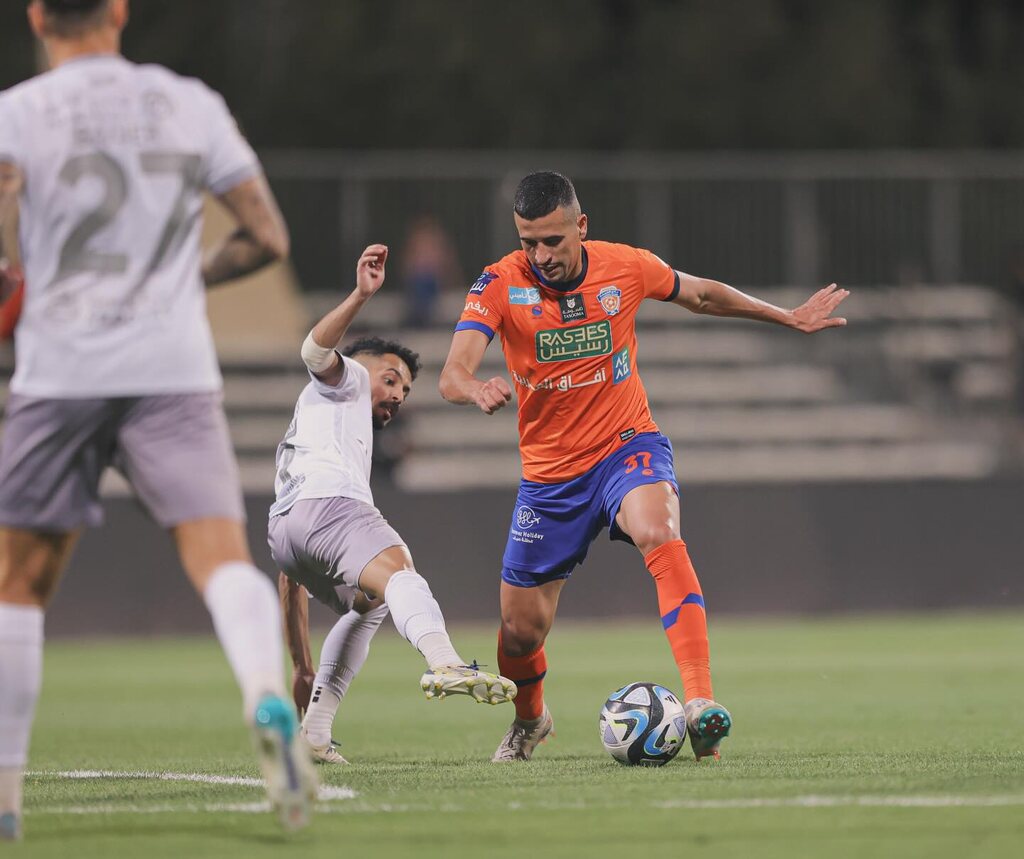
[473,376,513,414]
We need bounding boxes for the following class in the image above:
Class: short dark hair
[342,336,421,381]
[513,171,579,220]
[42,0,106,11]
[40,0,109,36]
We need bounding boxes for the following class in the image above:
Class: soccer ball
[599,682,687,766]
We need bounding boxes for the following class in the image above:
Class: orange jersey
[456,240,679,482]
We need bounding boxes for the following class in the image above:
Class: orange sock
[497,629,547,722]
[644,539,714,701]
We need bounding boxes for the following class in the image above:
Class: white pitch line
[653,794,1024,810]
[21,770,1024,817]
[29,770,265,788]
[25,770,357,804]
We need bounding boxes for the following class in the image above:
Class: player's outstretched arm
[439,329,513,414]
[202,174,290,287]
[300,244,388,386]
[278,572,316,719]
[672,272,849,333]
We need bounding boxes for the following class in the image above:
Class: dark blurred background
[1,0,1022,631]
[4,0,1023,150]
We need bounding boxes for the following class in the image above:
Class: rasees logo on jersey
[509,286,541,305]
[597,285,622,316]
[558,292,587,323]
[535,320,613,363]
[469,271,498,295]
[612,346,632,384]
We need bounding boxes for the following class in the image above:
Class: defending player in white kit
[0,0,315,837]
[269,244,516,764]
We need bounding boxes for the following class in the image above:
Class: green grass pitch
[19,612,1024,858]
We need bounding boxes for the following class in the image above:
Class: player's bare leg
[0,527,79,840]
[173,517,316,829]
[492,579,563,761]
[357,546,515,704]
[617,482,731,760]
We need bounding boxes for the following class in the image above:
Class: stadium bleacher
[1,284,1016,495]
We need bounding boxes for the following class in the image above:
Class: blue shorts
[501,432,678,587]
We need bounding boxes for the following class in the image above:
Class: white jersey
[270,356,375,517]
[0,54,260,397]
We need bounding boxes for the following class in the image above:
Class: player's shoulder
[585,239,647,264]
[467,251,531,298]
[133,62,224,106]
[0,71,49,112]
[340,353,370,383]
[587,240,672,281]
[486,250,531,280]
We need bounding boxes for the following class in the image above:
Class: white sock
[203,563,285,715]
[0,603,43,816]
[303,604,388,746]
[383,570,463,669]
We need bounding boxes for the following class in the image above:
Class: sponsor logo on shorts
[619,427,636,442]
[509,286,542,305]
[469,271,498,295]
[597,285,622,316]
[535,320,613,363]
[516,506,541,528]
[464,300,489,316]
[558,293,587,323]
[612,346,631,384]
[512,506,544,544]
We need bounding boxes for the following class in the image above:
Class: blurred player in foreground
[440,172,849,762]
[270,244,516,764]
[0,0,315,837]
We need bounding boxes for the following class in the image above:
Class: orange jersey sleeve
[455,268,509,341]
[634,247,680,301]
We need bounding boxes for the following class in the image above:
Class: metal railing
[261,149,1024,291]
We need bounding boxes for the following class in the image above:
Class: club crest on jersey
[469,271,498,295]
[535,320,613,363]
[509,286,542,305]
[612,346,632,384]
[516,506,541,528]
[597,286,622,316]
[558,293,587,323]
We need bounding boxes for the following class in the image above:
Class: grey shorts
[0,392,244,531]
[267,496,405,615]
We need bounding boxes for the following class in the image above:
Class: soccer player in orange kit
[439,171,849,762]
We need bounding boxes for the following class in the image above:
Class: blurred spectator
[400,214,460,328]
[370,407,411,487]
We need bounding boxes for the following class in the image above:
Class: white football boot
[300,725,349,765]
[492,707,554,762]
[420,663,517,704]
[251,693,319,830]
[683,697,732,761]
